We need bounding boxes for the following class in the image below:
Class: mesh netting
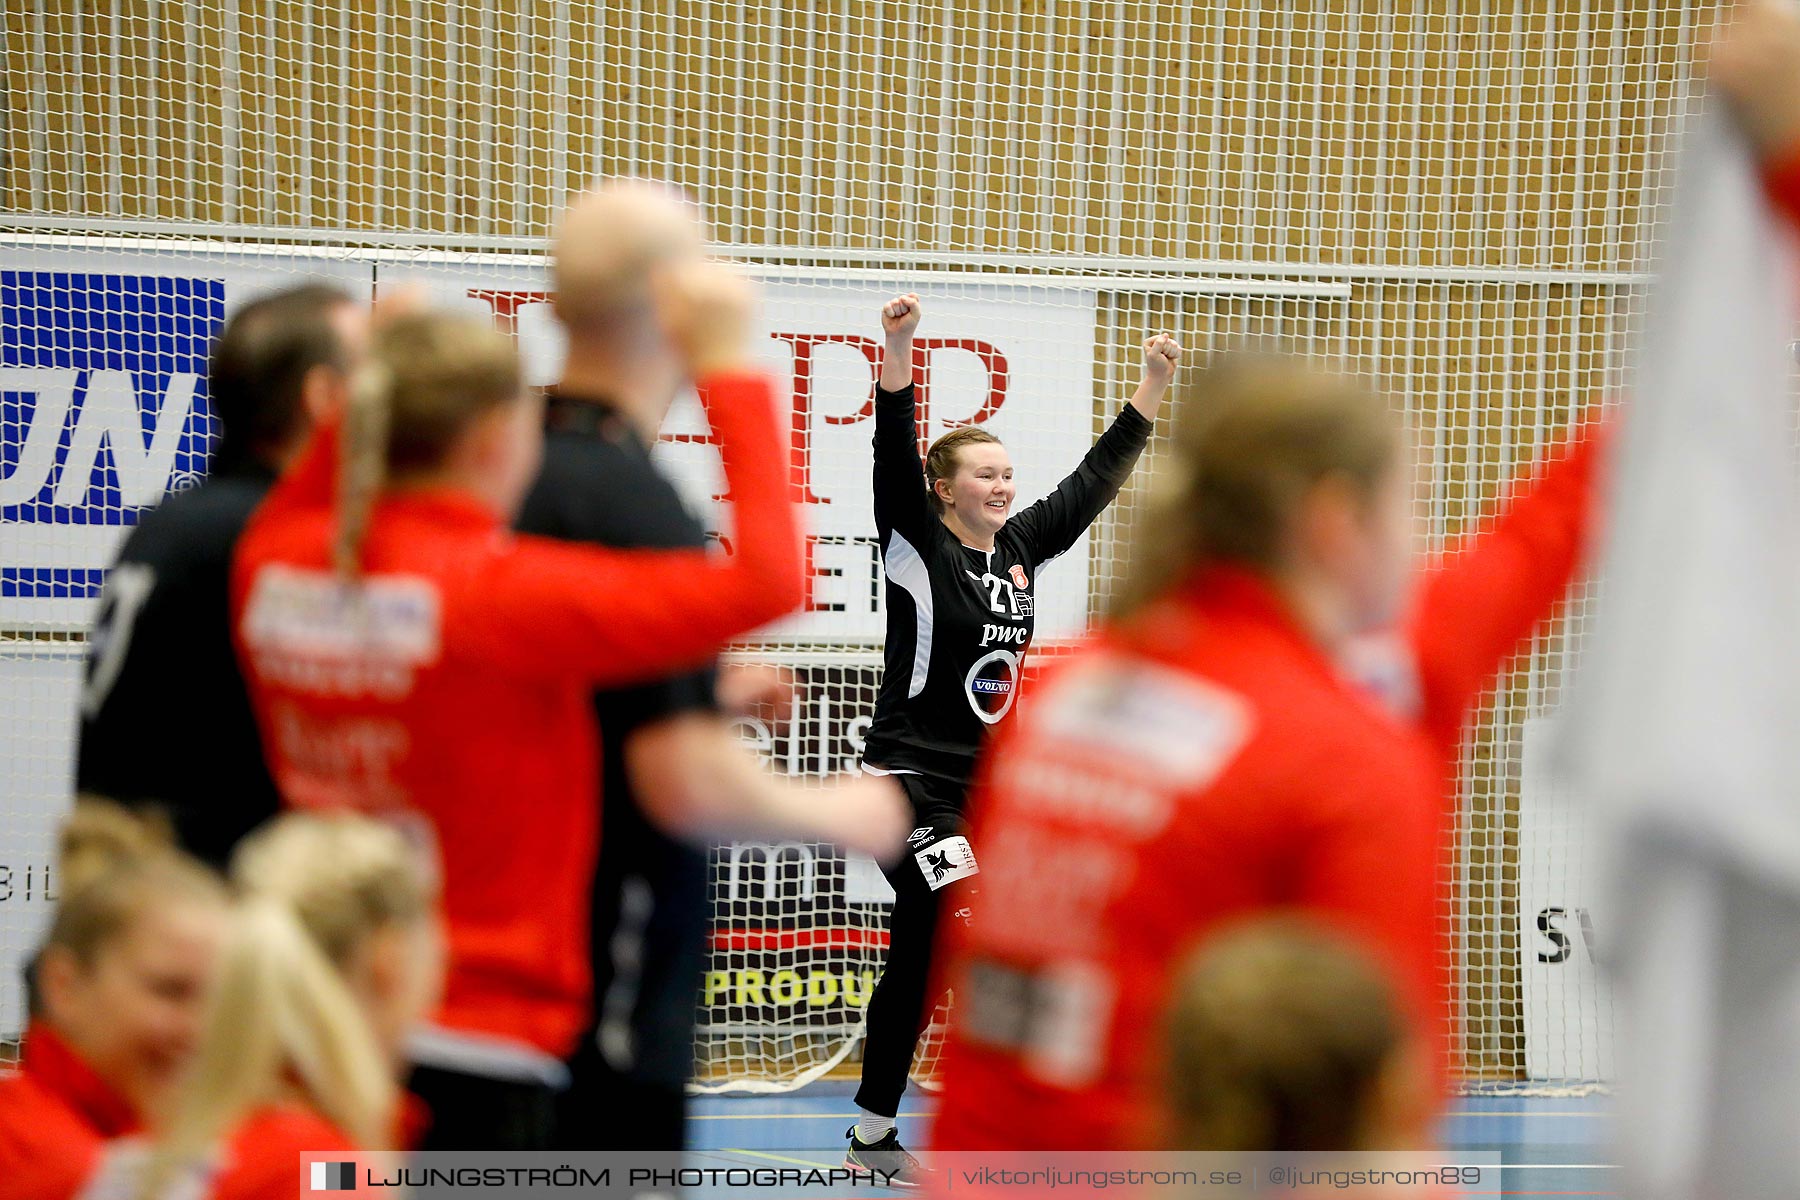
[3,0,1726,1090]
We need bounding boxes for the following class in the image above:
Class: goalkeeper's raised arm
[848,294,1177,1180]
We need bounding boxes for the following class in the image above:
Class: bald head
[553,179,707,341]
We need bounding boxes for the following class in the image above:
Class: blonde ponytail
[131,814,434,1200]
[138,902,395,1200]
[335,362,393,579]
[231,813,437,966]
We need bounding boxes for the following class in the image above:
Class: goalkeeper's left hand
[1141,333,1183,388]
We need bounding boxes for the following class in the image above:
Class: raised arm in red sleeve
[449,370,804,684]
[1405,423,1608,759]
[238,371,804,693]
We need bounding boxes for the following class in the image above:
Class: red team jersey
[195,1107,359,1200]
[0,1025,139,1200]
[231,372,802,1061]
[76,1101,429,1200]
[933,428,1604,1150]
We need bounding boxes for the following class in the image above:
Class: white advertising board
[381,261,1102,642]
[1517,717,1616,1081]
[0,645,82,1037]
[0,248,1106,1032]
[0,247,371,628]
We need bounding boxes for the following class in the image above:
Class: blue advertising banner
[0,250,368,628]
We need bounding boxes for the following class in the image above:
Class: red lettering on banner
[459,290,1012,508]
[711,533,855,615]
[772,334,1012,502]
[769,334,881,504]
[910,337,1010,454]
[802,534,840,614]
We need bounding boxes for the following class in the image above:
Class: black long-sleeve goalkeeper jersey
[860,383,1154,787]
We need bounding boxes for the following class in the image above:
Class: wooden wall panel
[4,1,1720,272]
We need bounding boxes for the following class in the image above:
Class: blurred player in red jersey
[78,814,442,1200]
[932,355,1605,1150]
[929,38,1800,1158]
[229,267,840,1146]
[0,805,227,1200]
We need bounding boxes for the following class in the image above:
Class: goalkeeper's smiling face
[938,441,1017,536]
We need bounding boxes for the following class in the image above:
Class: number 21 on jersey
[966,569,1020,617]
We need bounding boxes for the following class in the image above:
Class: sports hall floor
[686,1083,1611,1196]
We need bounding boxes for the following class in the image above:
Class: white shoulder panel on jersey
[1033,655,1255,788]
[884,529,934,699]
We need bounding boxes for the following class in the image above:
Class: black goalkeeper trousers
[854,771,976,1120]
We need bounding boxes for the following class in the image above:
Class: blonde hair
[336,310,523,576]
[1165,918,1404,1151]
[924,425,1003,514]
[45,799,223,968]
[1113,355,1400,618]
[231,812,437,965]
[138,815,436,1199]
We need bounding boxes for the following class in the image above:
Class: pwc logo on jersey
[965,648,1021,725]
[0,273,222,524]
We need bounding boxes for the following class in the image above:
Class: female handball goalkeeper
[847,294,1178,1180]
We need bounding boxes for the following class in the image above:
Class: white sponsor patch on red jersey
[1032,654,1255,788]
[242,564,442,697]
